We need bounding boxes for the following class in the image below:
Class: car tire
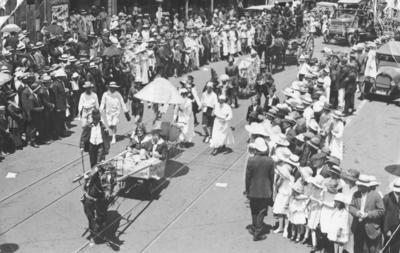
[347,33,358,46]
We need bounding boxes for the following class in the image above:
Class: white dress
[329,120,344,161]
[288,195,308,225]
[210,103,234,148]
[364,49,377,78]
[273,171,294,215]
[100,91,127,126]
[78,92,99,126]
[174,98,195,143]
[319,189,336,234]
[307,185,323,229]
[327,208,350,244]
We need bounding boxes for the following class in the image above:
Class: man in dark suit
[383,178,400,253]
[246,96,264,124]
[51,73,68,138]
[80,109,110,168]
[37,74,55,141]
[349,174,385,253]
[245,137,274,241]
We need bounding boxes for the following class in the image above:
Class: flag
[0,0,8,10]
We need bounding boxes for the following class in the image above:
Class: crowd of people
[0,2,306,157]
[242,34,399,253]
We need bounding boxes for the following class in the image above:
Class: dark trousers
[82,197,107,242]
[32,111,45,143]
[344,91,355,113]
[26,120,36,144]
[88,143,105,168]
[54,110,66,137]
[256,85,269,110]
[354,226,382,253]
[330,89,339,109]
[249,197,268,238]
[42,110,53,140]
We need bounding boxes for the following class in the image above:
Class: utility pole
[185,0,189,21]
[211,0,214,13]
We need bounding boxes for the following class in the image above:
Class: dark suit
[51,79,67,137]
[350,190,385,253]
[37,87,55,140]
[245,154,275,238]
[246,105,264,124]
[80,122,110,167]
[383,192,400,253]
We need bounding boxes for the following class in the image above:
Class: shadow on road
[0,243,19,253]
[100,210,125,251]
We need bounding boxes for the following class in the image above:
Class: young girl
[305,174,324,250]
[273,161,295,237]
[288,179,308,242]
[327,193,350,253]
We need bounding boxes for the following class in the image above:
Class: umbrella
[102,45,122,57]
[384,164,400,177]
[0,72,12,86]
[134,77,184,104]
[1,24,21,33]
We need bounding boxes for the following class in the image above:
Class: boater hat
[356,174,373,187]
[109,81,119,88]
[83,81,94,88]
[391,178,400,193]
[249,137,268,152]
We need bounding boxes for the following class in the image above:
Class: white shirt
[360,192,368,212]
[201,91,218,112]
[90,124,103,145]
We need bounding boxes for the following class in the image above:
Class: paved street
[1,38,400,253]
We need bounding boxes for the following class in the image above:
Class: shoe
[205,136,210,143]
[273,229,283,234]
[211,149,218,156]
[246,224,255,235]
[253,234,267,241]
[111,137,116,144]
[30,142,39,148]
[283,231,288,238]
[295,237,301,243]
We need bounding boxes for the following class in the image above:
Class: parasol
[102,45,122,57]
[0,72,12,86]
[1,24,21,33]
[384,164,400,177]
[134,77,184,104]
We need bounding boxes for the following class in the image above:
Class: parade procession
[2,0,400,252]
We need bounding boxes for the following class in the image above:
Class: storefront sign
[52,3,68,21]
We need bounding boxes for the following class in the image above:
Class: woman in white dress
[100,82,130,144]
[78,81,99,127]
[173,88,195,147]
[210,95,234,155]
[329,110,345,161]
[364,43,377,78]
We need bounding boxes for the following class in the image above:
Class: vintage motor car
[362,41,400,100]
[324,0,377,46]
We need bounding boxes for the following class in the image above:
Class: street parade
[1,0,400,252]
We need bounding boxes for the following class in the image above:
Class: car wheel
[347,34,357,46]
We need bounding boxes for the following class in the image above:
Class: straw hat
[274,147,292,162]
[249,137,268,152]
[309,175,324,189]
[299,166,313,181]
[356,174,373,187]
[368,176,380,187]
[282,154,300,167]
[275,163,293,180]
[274,134,290,147]
[390,178,400,193]
[341,168,360,182]
[109,81,119,88]
[245,123,270,137]
[83,81,94,88]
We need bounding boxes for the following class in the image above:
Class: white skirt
[273,192,290,215]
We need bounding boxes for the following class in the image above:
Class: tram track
[0,117,247,248]
[73,119,248,253]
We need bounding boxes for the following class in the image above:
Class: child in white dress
[288,179,308,242]
[273,163,294,236]
[327,193,350,253]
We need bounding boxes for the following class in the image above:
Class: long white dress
[329,120,344,161]
[273,171,294,215]
[319,189,336,234]
[364,49,377,78]
[210,103,234,148]
[78,92,99,126]
[100,91,127,126]
[221,31,229,57]
[174,98,195,143]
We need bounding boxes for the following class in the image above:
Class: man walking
[245,137,275,241]
[383,178,400,253]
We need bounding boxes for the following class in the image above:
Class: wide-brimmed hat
[245,123,270,137]
[83,81,94,88]
[282,87,294,97]
[307,136,321,150]
[390,178,400,193]
[283,114,296,125]
[302,94,313,105]
[219,74,230,81]
[369,176,380,187]
[274,133,290,147]
[310,175,324,189]
[274,147,292,163]
[59,54,69,61]
[249,137,268,152]
[109,81,119,88]
[275,163,293,180]
[332,110,344,120]
[33,42,44,49]
[282,154,300,167]
[356,174,373,187]
[329,164,341,176]
[326,155,340,166]
[334,193,347,204]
